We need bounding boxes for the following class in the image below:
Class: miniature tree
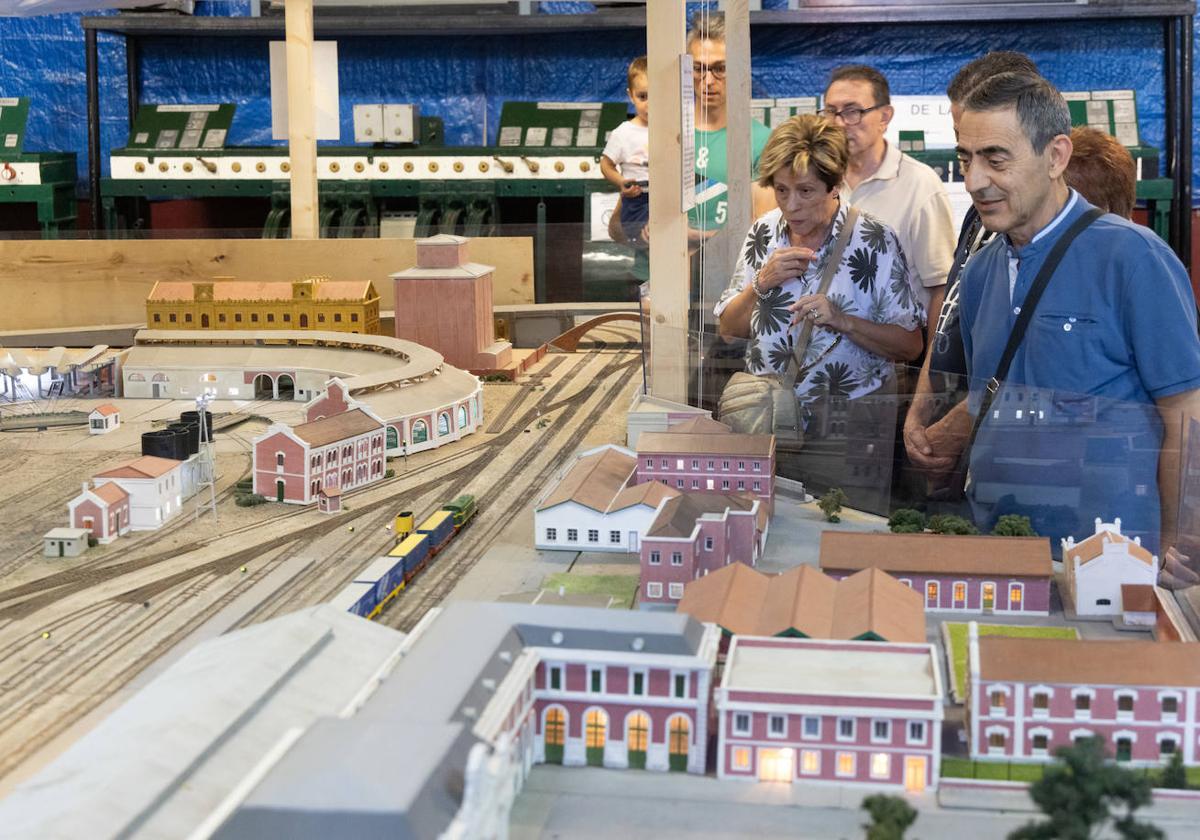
[1008,737,1162,840]
[1158,751,1187,790]
[928,513,979,535]
[992,514,1038,537]
[888,508,927,533]
[818,487,848,523]
[861,793,917,840]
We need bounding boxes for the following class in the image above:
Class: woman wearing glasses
[715,114,924,428]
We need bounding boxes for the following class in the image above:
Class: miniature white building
[93,455,186,530]
[88,404,120,435]
[43,527,91,558]
[1062,518,1159,617]
[534,444,679,553]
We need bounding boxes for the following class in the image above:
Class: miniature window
[737,481,745,490]
[169,313,177,323]
[1096,598,1111,606]
[184,313,193,323]
[722,460,730,470]
[1075,695,1091,712]
[1032,693,1050,713]
[704,537,714,551]
[870,753,890,779]
[276,453,284,466]
[588,529,599,543]
[334,313,342,323]
[1009,584,1023,606]
[733,712,751,735]
[589,668,603,693]
[836,752,855,777]
[251,313,259,322]
[546,528,557,541]
[1117,695,1135,714]
[673,673,687,698]
[676,479,684,489]
[721,480,730,490]
[753,481,761,491]
[549,666,562,690]
[872,720,891,742]
[768,715,786,737]
[1162,696,1179,716]
[990,691,1006,712]
[661,459,668,469]
[753,461,761,471]
[953,582,967,603]
[800,750,820,775]
[153,313,161,322]
[988,732,1006,748]
[318,314,326,323]
[649,551,661,565]
[837,718,855,740]
[732,747,751,771]
[1032,734,1049,752]
[609,530,621,544]
[646,582,663,598]
[219,314,227,322]
[738,461,745,471]
[631,672,645,696]
[803,716,820,739]
[351,313,358,322]
[668,582,684,600]
[692,459,699,469]
[567,529,578,542]
[692,480,700,489]
[267,313,275,322]
[671,552,683,566]
[235,313,243,323]
[1160,737,1178,757]
[283,313,290,322]
[707,460,715,470]
[926,581,939,603]
[645,459,653,468]
[907,721,925,744]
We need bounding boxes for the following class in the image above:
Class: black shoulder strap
[965,206,1103,448]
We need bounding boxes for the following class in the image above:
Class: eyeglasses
[819,104,884,126]
[692,62,727,81]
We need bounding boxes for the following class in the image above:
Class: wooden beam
[646,0,690,403]
[284,0,319,240]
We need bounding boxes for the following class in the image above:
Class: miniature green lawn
[541,573,640,609]
[943,622,1079,701]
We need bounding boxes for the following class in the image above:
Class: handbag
[718,206,860,445]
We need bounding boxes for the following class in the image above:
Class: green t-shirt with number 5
[687,120,773,232]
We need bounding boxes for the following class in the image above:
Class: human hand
[905,405,968,472]
[639,224,650,245]
[791,293,846,332]
[758,247,813,291]
[621,180,643,198]
[1160,545,1200,590]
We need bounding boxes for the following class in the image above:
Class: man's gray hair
[686,9,725,48]
[962,71,1071,154]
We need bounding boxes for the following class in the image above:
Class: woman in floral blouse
[715,114,924,416]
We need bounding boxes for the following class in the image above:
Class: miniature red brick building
[68,481,131,543]
[391,234,512,372]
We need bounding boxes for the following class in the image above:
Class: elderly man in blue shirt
[955,71,1200,586]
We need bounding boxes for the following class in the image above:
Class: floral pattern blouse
[714,202,924,405]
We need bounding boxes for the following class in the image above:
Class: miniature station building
[717,637,944,792]
[68,481,131,543]
[392,234,513,373]
[88,403,120,434]
[0,602,719,839]
[88,454,187,531]
[638,492,766,606]
[625,392,710,448]
[967,623,1200,766]
[145,277,382,335]
[42,527,91,558]
[1062,518,1159,618]
[819,532,1053,615]
[678,564,926,645]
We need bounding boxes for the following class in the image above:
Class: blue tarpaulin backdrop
[0,1,1197,205]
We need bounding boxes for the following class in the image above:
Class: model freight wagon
[392,532,431,585]
[418,509,455,553]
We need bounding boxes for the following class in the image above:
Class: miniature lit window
[585,710,607,748]
[567,529,578,542]
[668,582,684,600]
[549,666,561,690]
[803,717,820,738]
[990,691,1007,712]
[588,529,599,543]
[768,715,786,737]
[544,707,565,744]
[673,674,687,698]
[676,459,684,470]
[632,672,645,696]
[836,752,855,777]
[953,582,966,603]
[1009,584,1023,605]
[926,581,939,603]
[627,713,649,752]
[870,753,890,779]
[907,721,925,743]
[732,748,751,771]
[546,528,557,541]
[671,552,683,566]
[649,551,661,565]
[872,720,890,742]
[733,713,751,735]
[837,718,854,740]
[590,668,603,693]
[800,750,820,775]
[646,582,663,598]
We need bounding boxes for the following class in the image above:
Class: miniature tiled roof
[1066,528,1156,565]
[636,431,775,457]
[976,636,1200,687]
[1121,583,1157,613]
[91,404,120,417]
[608,480,679,513]
[289,409,382,448]
[95,455,181,480]
[677,564,924,643]
[662,417,731,435]
[819,532,1053,578]
[147,279,377,303]
[645,492,757,538]
[92,483,129,505]
[536,446,638,513]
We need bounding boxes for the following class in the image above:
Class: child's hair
[627,56,648,90]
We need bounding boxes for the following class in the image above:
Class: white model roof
[724,638,940,699]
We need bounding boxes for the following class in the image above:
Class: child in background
[601,56,650,247]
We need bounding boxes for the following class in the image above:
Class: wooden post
[284,0,319,240]
[646,0,690,403]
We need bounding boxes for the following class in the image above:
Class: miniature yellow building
[145,277,381,335]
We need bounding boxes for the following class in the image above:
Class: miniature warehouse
[2,1,1200,839]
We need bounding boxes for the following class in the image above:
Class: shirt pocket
[1030,311,1105,393]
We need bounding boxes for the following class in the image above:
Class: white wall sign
[269,40,342,141]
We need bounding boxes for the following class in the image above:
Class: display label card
[537,101,604,110]
[0,98,17,107]
[1114,122,1139,146]
[179,129,203,149]
[158,104,219,113]
[776,96,818,112]
[498,126,523,146]
[4,134,16,148]
[156,129,179,149]
[750,107,767,125]
[576,127,599,147]
[186,111,208,130]
[135,132,150,144]
[202,129,226,149]
[579,109,601,128]
[1112,99,1137,123]
[886,95,955,149]
[768,106,791,127]
[551,127,574,146]
[525,126,548,146]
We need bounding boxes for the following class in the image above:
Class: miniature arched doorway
[625,712,649,770]
[412,419,429,445]
[437,412,451,437]
[386,426,399,450]
[277,374,295,400]
[543,707,566,765]
[300,313,309,328]
[253,374,274,399]
[585,709,608,767]
[276,480,285,502]
[457,405,468,429]
[201,313,210,328]
[668,716,690,772]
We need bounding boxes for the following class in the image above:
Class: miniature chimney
[82,481,89,495]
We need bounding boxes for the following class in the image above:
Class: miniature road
[0,327,643,791]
